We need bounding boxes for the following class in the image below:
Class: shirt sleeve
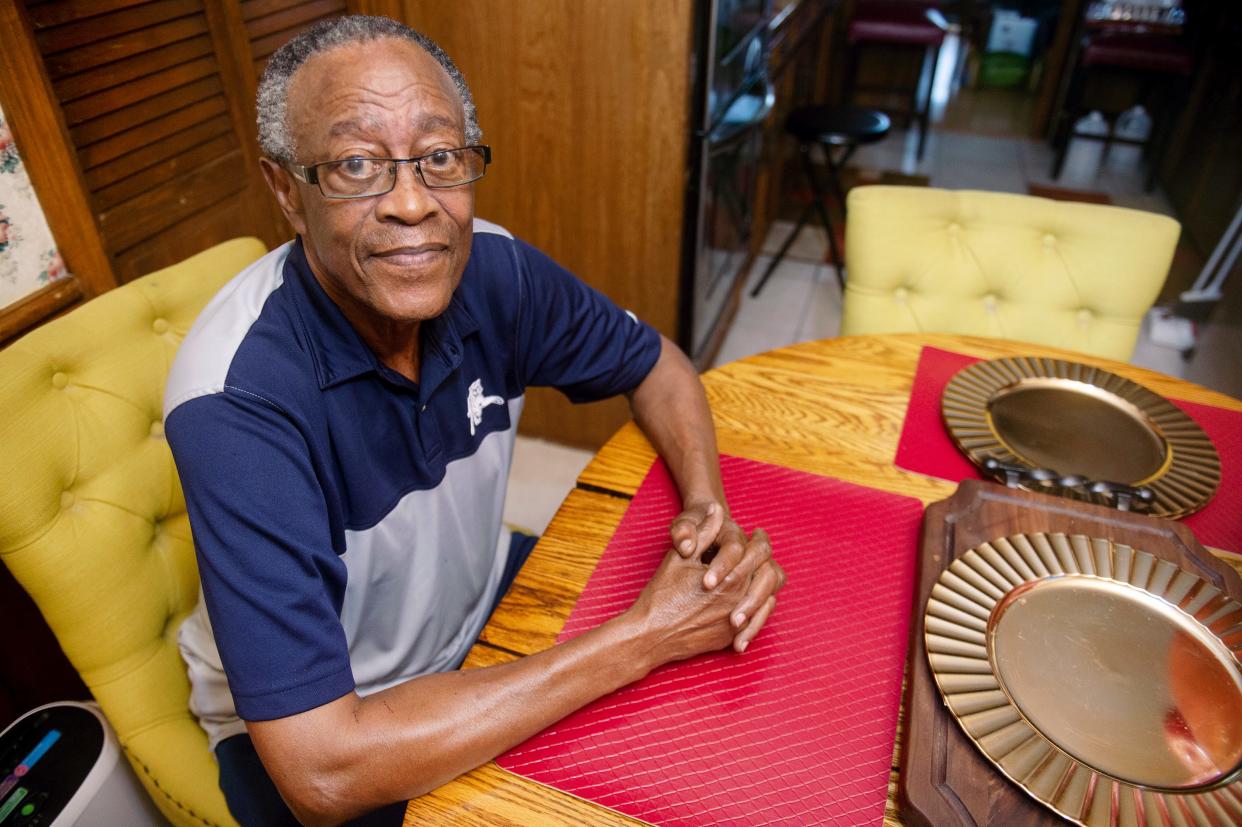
[166,389,355,721]
[511,239,662,403]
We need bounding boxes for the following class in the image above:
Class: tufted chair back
[0,238,267,827]
[841,186,1180,361]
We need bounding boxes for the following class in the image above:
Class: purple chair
[845,0,949,160]
[1051,28,1194,190]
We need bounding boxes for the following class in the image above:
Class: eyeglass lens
[317,148,486,197]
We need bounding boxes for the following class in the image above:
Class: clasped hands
[626,498,786,667]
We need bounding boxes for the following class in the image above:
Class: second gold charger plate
[942,357,1220,518]
[925,532,1242,826]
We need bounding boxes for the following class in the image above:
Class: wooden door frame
[0,1,118,344]
[1031,0,1087,138]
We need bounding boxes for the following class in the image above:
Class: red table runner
[497,454,923,825]
[895,346,1242,553]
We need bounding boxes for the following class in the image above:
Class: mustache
[363,227,462,255]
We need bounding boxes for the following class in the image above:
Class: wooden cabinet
[398,1,692,447]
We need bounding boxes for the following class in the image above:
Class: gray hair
[256,15,481,164]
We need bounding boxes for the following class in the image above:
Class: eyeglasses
[288,145,491,199]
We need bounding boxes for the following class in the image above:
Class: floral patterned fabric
[1,100,71,309]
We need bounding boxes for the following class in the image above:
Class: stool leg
[1051,52,1086,180]
[906,46,923,133]
[916,43,940,161]
[751,143,846,298]
[801,148,846,287]
[1050,117,1071,180]
[823,144,854,220]
[749,200,816,298]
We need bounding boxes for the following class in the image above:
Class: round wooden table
[405,333,1242,826]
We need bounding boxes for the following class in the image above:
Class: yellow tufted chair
[0,238,268,827]
[841,186,1181,361]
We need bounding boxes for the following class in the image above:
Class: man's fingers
[728,558,783,629]
[734,596,777,653]
[670,514,700,557]
[706,526,769,591]
[702,522,748,589]
[670,503,722,557]
[694,505,723,556]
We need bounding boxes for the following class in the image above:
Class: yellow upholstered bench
[0,237,268,827]
[841,186,1180,361]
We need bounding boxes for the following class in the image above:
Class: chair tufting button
[1043,234,1056,248]
[947,223,960,234]
[61,491,75,508]
[52,372,68,389]
[1077,308,1093,324]
[894,287,909,303]
[152,318,169,334]
[150,421,164,438]
[982,294,998,312]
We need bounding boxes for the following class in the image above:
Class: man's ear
[260,157,309,236]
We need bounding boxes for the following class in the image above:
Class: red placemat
[895,346,1242,553]
[497,454,923,825]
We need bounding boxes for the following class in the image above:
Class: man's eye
[424,151,454,169]
[338,158,378,178]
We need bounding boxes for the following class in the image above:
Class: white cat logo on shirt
[466,378,505,436]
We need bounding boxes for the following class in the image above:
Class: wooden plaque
[898,479,1242,827]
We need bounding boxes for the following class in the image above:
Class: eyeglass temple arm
[288,164,318,185]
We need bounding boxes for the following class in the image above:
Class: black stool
[750,105,891,299]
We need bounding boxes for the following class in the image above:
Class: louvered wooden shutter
[244,0,349,76]
[22,0,354,282]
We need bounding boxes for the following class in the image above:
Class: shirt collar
[284,237,479,394]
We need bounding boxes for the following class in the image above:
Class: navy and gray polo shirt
[164,219,660,747]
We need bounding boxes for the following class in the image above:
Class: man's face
[271,39,475,328]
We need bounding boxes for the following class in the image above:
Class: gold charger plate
[925,532,1242,826]
[941,357,1220,518]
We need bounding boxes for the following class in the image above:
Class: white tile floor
[502,436,593,536]
[504,119,1242,538]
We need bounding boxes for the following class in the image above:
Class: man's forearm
[629,335,725,510]
[250,537,758,825]
[252,611,652,825]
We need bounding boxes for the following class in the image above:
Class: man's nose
[374,161,436,224]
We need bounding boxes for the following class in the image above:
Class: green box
[979,51,1030,88]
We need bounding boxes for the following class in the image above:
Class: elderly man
[165,15,785,827]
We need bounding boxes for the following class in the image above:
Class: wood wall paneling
[403,0,693,447]
[113,187,268,278]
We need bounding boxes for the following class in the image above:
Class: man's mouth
[370,243,448,266]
